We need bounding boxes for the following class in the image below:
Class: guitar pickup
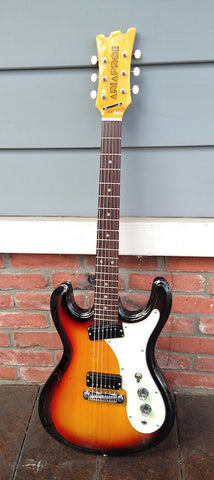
[88,323,124,341]
[86,372,122,390]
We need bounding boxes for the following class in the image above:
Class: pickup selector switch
[137,387,149,401]
[140,403,152,416]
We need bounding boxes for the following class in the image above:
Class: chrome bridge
[83,390,125,404]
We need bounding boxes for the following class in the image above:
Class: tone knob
[140,403,152,416]
[137,388,149,401]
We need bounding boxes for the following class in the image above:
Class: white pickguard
[104,309,166,434]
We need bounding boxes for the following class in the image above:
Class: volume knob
[140,403,152,416]
[137,388,149,401]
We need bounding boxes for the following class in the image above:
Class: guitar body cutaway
[39,277,175,455]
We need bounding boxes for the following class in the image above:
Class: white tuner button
[132,85,139,95]
[91,55,98,65]
[90,90,97,99]
[133,66,140,77]
[91,73,97,82]
[133,49,142,59]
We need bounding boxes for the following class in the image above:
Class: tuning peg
[91,55,98,65]
[91,73,98,82]
[90,90,97,99]
[132,85,139,95]
[133,49,142,60]
[133,67,140,77]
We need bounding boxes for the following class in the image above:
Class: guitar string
[99,118,107,396]
[92,119,121,401]
[96,118,109,397]
[91,119,104,402]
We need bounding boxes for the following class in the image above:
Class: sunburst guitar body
[39,28,175,455]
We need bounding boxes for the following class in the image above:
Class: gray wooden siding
[0,0,213,217]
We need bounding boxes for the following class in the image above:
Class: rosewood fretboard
[94,119,122,325]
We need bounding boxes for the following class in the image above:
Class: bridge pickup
[86,372,122,390]
[88,322,124,341]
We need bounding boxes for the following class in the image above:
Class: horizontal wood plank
[0,0,214,68]
[0,147,213,217]
[0,66,214,149]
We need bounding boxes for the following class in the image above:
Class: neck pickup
[88,322,124,340]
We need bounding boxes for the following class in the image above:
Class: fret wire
[94,311,119,316]
[96,255,119,260]
[96,267,118,271]
[98,242,119,248]
[95,274,118,278]
[97,229,119,233]
[94,302,118,306]
[98,196,120,199]
[96,292,118,300]
[97,251,118,258]
[94,119,121,319]
[98,207,119,210]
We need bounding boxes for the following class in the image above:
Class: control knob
[140,403,152,416]
[137,387,149,401]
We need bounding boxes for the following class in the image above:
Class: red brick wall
[0,253,214,391]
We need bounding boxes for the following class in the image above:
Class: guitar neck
[94,119,122,323]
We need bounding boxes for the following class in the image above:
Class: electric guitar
[39,27,175,455]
